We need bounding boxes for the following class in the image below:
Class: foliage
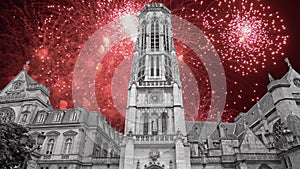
[0,122,34,168]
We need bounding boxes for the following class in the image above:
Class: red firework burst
[201,0,288,76]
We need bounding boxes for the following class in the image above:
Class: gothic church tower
[119,3,191,169]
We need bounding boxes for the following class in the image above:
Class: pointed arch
[151,21,155,51]
[155,20,159,51]
[161,113,168,134]
[258,164,272,169]
[144,115,149,135]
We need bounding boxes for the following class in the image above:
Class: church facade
[1,3,300,169]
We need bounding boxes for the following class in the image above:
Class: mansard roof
[139,3,171,17]
[32,108,81,125]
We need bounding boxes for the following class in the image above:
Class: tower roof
[139,3,171,17]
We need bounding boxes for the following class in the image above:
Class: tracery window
[150,19,159,51]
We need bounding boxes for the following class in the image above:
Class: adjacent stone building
[1,3,300,169]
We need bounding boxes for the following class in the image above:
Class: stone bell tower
[119,3,191,169]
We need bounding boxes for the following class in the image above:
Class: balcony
[133,134,176,144]
[42,154,82,161]
[92,157,120,164]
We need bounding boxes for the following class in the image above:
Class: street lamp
[283,128,294,143]
[20,133,46,169]
[265,131,274,148]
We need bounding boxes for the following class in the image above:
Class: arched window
[37,114,45,123]
[258,164,272,169]
[273,119,283,142]
[152,118,158,135]
[70,112,77,121]
[63,138,72,154]
[141,24,146,53]
[156,56,160,76]
[22,114,28,123]
[162,113,167,134]
[151,22,155,51]
[155,21,159,51]
[53,112,64,122]
[165,24,169,52]
[163,24,166,51]
[102,143,108,157]
[46,139,55,154]
[151,56,154,76]
[144,116,149,135]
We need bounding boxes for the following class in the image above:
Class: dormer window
[22,114,28,123]
[37,114,45,123]
[70,112,77,121]
[20,111,30,124]
[53,111,64,122]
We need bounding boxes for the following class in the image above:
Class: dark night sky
[0,0,299,128]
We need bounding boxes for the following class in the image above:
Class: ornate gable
[0,69,29,97]
[240,128,268,153]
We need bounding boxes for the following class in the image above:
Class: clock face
[150,94,161,104]
[0,107,15,123]
[293,78,300,88]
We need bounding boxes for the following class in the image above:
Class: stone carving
[148,89,163,105]
[149,149,160,161]
[293,78,300,88]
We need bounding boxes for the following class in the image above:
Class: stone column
[168,109,173,134]
[124,137,135,169]
[175,132,191,169]
[148,117,152,135]
[158,116,162,135]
